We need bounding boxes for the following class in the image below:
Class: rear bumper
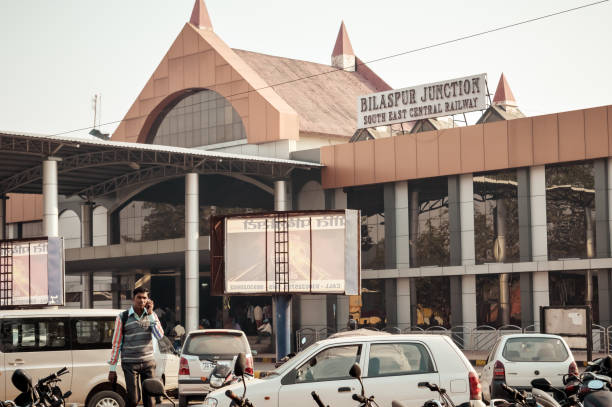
[179,380,213,397]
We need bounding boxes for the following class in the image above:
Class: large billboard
[357,73,487,129]
[211,210,360,296]
[0,237,65,307]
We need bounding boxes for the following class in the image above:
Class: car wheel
[179,395,188,407]
[88,390,125,407]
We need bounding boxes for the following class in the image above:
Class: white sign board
[357,73,487,129]
[223,210,360,295]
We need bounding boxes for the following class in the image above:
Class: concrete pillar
[459,174,476,265]
[397,278,411,330]
[273,179,292,359]
[395,182,410,269]
[448,176,462,266]
[532,271,549,331]
[499,273,510,326]
[82,273,94,308]
[450,276,463,327]
[530,166,549,331]
[0,195,6,240]
[520,272,534,328]
[80,202,94,247]
[461,274,477,347]
[598,270,611,327]
[43,158,60,237]
[530,166,548,261]
[594,159,609,258]
[384,183,396,269]
[185,173,199,333]
[517,168,532,262]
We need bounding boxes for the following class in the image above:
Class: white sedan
[204,334,486,407]
[480,334,577,401]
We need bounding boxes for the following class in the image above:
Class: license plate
[201,361,215,370]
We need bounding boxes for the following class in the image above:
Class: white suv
[204,334,485,407]
[0,308,178,407]
[480,334,577,401]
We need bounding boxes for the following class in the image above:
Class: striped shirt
[108,307,164,371]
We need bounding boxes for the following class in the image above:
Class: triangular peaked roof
[493,73,517,106]
[332,21,354,57]
[189,0,213,30]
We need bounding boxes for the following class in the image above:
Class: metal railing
[295,324,612,352]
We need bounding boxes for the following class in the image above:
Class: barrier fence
[296,324,612,353]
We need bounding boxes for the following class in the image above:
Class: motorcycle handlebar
[311,391,325,407]
[38,367,69,386]
[225,390,242,405]
[500,383,524,402]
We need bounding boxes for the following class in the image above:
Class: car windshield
[502,337,569,362]
[261,342,320,379]
[184,333,248,357]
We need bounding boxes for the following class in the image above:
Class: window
[72,318,115,349]
[347,186,385,270]
[2,319,67,352]
[414,276,451,328]
[409,177,450,267]
[546,162,595,260]
[502,337,569,362]
[158,336,176,354]
[367,343,434,377]
[184,333,249,357]
[295,345,361,383]
[473,170,519,264]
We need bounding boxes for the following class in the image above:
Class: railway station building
[1,0,612,349]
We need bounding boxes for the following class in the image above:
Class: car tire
[88,390,126,407]
[179,395,188,407]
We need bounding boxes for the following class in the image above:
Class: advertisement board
[540,305,592,360]
[357,73,487,129]
[211,210,360,296]
[0,237,65,307]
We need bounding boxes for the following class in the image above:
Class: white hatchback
[480,334,577,401]
[204,334,485,407]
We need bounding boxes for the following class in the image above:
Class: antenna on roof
[91,94,98,129]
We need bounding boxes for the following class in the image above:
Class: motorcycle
[532,370,612,407]
[414,381,471,407]
[9,367,72,407]
[223,353,254,407]
[348,362,378,407]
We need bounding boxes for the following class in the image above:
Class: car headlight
[203,397,217,407]
[209,376,223,388]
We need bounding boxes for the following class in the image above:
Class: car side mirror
[349,363,362,379]
[531,378,552,391]
[234,352,246,377]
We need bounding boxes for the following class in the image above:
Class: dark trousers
[122,360,156,407]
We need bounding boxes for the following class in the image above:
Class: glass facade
[409,178,449,267]
[476,274,521,327]
[347,185,385,270]
[546,162,595,260]
[414,276,451,328]
[152,89,246,147]
[119,201,264,243]
[473,170,519,264]
[360,279,386,328]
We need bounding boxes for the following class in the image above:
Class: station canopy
[0,131,319,199]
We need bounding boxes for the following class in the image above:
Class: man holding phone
[108,287,164,407]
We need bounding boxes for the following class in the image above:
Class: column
[598,270,611,327]
[461,274,476,348]
[517,168,532,261]
[383,183,397,326]
[448,176,462,265]
[520,272,534,328]
[81,273,93,308]
[185,173,199,333]
[273,179,291,360]
[80,202,94,247]
[0,195,6,240]
[396,278,411,330]
[459,174,475,265]
[530,166,548,331]
[43,158,60,237]
[595,159,610,258]
[325,188,349,331]
[532,271,549,331]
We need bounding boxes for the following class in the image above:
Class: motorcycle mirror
[301,337,307,345]
[587,380,605,390]
[349,363,362,379]
[11,369,33,393]
[142,378,166,397]
[531,378,552,391]
[234,353,246,377]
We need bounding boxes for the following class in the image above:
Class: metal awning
[0,131,320,199]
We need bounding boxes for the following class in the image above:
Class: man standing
[108,287,164,407]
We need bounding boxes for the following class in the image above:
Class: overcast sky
[0,0,610,136]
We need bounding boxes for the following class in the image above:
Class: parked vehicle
[204,334,485,407]
[531,370,612,407]
[0,308,178,407]
[178,329,253,407]
[10,367,72,407]
[480,334,577,401]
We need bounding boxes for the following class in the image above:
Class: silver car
[178,329,253,407]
